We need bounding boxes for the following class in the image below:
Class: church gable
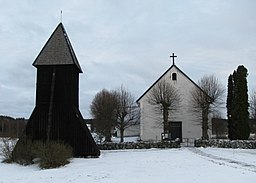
[137,64,202,104]
[137,58,209,141]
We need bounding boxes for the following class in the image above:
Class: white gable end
[137,65,205,141]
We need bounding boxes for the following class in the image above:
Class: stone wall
[98,141,180,150]
[194,139,256,149]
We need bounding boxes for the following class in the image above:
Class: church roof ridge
[33,23,82,73]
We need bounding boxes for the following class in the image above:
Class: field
[0,144,256,183]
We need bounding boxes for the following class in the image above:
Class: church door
[168,122,182,141]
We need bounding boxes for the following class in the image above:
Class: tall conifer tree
[235,66,250,139]
[227,65,250,140]
[227,74,235,139]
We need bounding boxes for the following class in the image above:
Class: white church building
[137,54,211,142]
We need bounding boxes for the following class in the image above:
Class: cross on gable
[170,53,177,65]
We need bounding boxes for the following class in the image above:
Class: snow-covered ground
[0,147,255,183]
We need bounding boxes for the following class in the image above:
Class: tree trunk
[163,107,169,133]
[105,133,112,142]
[120,127,124,143]
[202,108,209,140]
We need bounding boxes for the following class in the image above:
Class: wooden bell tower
[16,23,100,157]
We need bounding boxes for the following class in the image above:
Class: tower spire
[32,23,82,73]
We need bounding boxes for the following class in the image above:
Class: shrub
[34,141,73,169]
[1,138,17,163]
[12,139,73,169]
[12,138,35,165]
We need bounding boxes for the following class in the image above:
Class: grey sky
[0,0,255,118]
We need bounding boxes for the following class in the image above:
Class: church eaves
[32,23,82,73]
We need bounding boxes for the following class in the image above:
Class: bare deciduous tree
[90,89,117,142]
[115,86,140,143]
[90,87,139,143]
[250,90,256,119]
[147,79,181,137]
[190,75,225,140]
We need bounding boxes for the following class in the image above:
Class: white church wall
[139,99,163,141]
[168,66,202,140]
[138,65,206,142]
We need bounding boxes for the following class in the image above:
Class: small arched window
[172,73,177,81]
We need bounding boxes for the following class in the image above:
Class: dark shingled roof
[33,23,82,73]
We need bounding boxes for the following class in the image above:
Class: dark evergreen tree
[230,65,250,139]
[227,74,235,139]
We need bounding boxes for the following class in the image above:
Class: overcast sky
[0,0,255,119]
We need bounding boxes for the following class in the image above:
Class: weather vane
[60,10,63,23]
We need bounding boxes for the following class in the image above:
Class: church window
[172,73,177,81]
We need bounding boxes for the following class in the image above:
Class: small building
[116,124,140,137]
[137,57,210,141]
[211,118,229,139]
[212,118,256,139]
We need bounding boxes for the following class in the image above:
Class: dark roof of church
[33,23,82,73]
[136,63,208,103]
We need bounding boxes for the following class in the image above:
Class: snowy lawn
[0,147,255,183]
